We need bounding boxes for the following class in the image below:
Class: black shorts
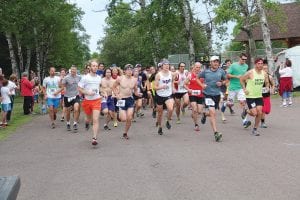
[246,97,263,109]
[156,95,173,106]
[189,96,204,104]
[64,95,81,107]
[133,94,142,100]
[204,95,220,109]
[174,92,187,99]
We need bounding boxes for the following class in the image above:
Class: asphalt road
[0,97,299,200]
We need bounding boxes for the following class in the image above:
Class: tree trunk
[182,0,195,66]
[256,0,275,73]
[16,37,24,73]
[25,46,31,74]
[5,32,19,77]
[34,27,42,80]
[244,29,257,68]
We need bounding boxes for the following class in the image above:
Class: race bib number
[67,96,76,102]
[116,100,125,107]
[191,90,201,95]
[92,89,99,94]
[205,98,215,106]
[102,97,107,103]
[251,102,256,108]
[262,87,269,94]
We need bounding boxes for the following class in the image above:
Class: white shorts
[228,89,246,102]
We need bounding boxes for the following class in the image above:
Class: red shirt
[20,77,34,96]
[188,73,204,97]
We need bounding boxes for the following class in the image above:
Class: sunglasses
[241,58,247,61]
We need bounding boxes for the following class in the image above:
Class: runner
[154,59,175,135]
[146,66,158,118]
[42,67,63,129]
[100,68,117,130]
[112,64,140,139]
[59,68,67,122]
[78,60,102,145]
[132,67,144,121]
[174,62,189,124]
[227,53,251,128]
[240,58,270,136]
[261,63,275,128]
[184,62,205,131]
[61,65,81,132]
[198,56,226,142]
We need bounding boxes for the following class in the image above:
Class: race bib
[205,98,215,106]
[262,87,269,94]
[251,102,256,108]
[92,89,99,94]
[67,96,76,102]
[191,90,201,95]
[116,100,125,107]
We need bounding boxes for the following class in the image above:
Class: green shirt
[228,62,248,91]
[246,69,265,98]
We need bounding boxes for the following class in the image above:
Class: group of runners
[41,53,275,145]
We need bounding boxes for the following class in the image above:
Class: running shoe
[122,133,129,140]
[67,124,71,131]
[60,117,65,122]
[92,138,98,145]
[251,129,260,136]
[158,127,163,135]
[152,110,156,118]
[176,119,181,124]
[194,124,200,131]
[221,115,226,122]
[73,124,78,132]
[214,132,222,142]
[51,123,55,129]
[181,107,185,115]
[85,123,90,131]
[230,108,235,115]
[104,125,111,130]
[166,120,171,129]
[201,113,206,124]
[243,120,251,128]
[241,109,247,119]
[113,121,118,127]
[260,122,267,128]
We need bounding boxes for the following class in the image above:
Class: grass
[0,96,40,141]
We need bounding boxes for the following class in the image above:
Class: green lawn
[0,96,40,141]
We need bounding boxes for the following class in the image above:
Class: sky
[70,0,109,52]
[70,0,234,53]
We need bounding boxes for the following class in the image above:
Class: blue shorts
[1,103,11,112]
[101,96,115,111]
[47,98,60,109]
[119,97,134,111]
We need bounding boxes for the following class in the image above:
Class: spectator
[6,74,19,122]
[0,79,11,127]
[279,59,293,107]
[20,72,34,115]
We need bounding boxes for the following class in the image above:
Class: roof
[234,2,300,42]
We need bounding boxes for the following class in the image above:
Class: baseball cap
[124,64,133,70]
[135,64,142,68]
[210,56,219,61]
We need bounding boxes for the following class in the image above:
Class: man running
[227,53,251,128]
[154,59,175,135]
[78,60,102,145]
[240,58,270,136]
[61,65,81,132]
[174,62,189,124]
[100,68,117,130]
[112,64,140,139]
[43,67,63,129]
[198,56,226,142]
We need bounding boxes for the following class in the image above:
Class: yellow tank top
[246,69,265,98]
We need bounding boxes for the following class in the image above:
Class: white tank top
[176,70,188,93]
[156,71,172,97]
